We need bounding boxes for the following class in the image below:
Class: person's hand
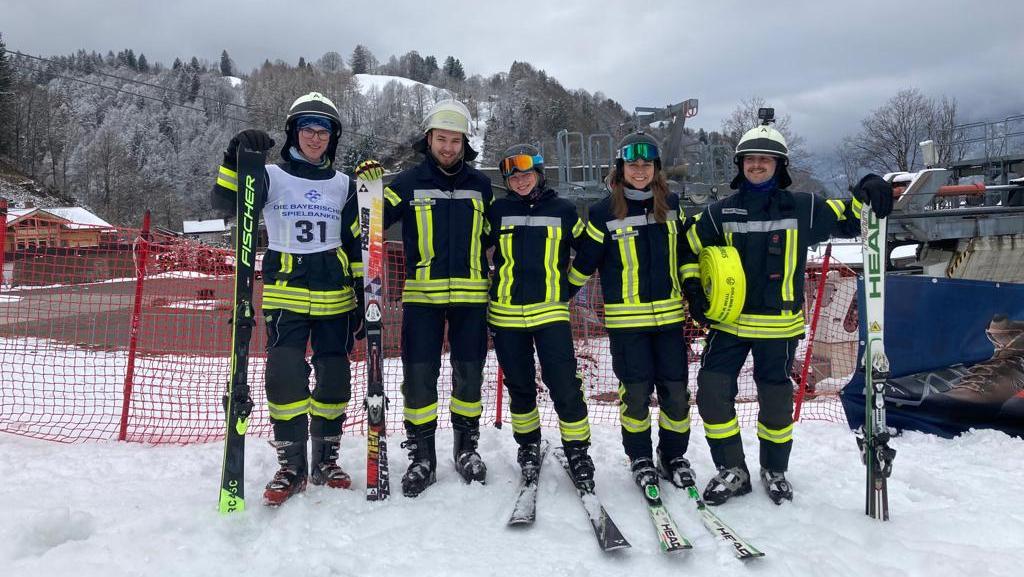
[853,174,894,219]
[683,279,709,326]
[351,312,366,340]
[355,159,384,181]
[228,129,275,158]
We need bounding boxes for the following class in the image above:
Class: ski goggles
[499,154,543,177]
[618,142,660,162]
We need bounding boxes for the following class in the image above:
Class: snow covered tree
[219,50,234,77]
[0,33,14,155]
[349,45,376,75]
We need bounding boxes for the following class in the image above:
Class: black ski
[553,448,631,552]
[357,176,390,501]
[684,485,764,560]
[507,440,550,526]
[218,147,267,514]
[639,482,691,552]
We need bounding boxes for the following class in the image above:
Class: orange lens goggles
[499,154,543,177]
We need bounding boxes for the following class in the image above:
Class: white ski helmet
[422,98,473,136]
[731,124,792,189]
[286,92,342,133]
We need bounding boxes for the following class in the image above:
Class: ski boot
[310,436,351,489]
[702,465,752,506]
[657,449,696,489]
[401,426,436,498]
[760,468,793,505]
[517,441,543,484]
[563,441,595,492]
[630,456,659,489]
[263,440,308,506]
[453,420,487,484]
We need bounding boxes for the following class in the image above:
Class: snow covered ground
[2,423,1022,577]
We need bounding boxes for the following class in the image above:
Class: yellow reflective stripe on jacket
[450,397,482,418]
[704,417,740,439]
[497,225,515,301]
[350,262,364,278]
[402,278,490,305]
[851,196,864,214]
[310,399,349,420]
[572,218,585,239]
[262,282,357,316]
[469,198,485,279]
[268,397,311,421]
[680,262,700,281]
[618,384,651,433]
[487,301,570,328]
[658,411,691,434]
[414,201,433,280]
[782,228,798,303]
[568,265,590,287]
[603,298,686,329]
[559,416,591,442]
[711,311,806,339]
[404,403,438,425]
[217,165,238,192]
[511,408,541,435]
[384,186,402,207]
[666,219,682,296]
[757,421,794,444]
[686,225,704,254]
[280,253,294,274]
[350,218,361,237]
[586,221,604,243]
[616,227,641,303]
[826,199,846,220]
[544,226,562,301]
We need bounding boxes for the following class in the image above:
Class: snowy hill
[2,423,1022,577]
[354,73,450,98]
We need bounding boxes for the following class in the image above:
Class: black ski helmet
[730,124,792,189]
[280,92,343,164]
[616,131,662,171]
[499,143,545,188]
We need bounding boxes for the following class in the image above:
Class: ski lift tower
[633,98,699,169]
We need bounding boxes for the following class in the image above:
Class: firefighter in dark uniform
[569,132,697,490]
[383,99,495,497]
[682,115,894,505]
[212,92,382,506]
[488,144,595,489]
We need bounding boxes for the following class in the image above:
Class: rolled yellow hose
[699,246,746,324]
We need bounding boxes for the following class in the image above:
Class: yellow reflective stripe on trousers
[497,225,515,301]
[782,228,798,303]
[712,311,806,339]
[559,416,591,442]
[511,408,541,435]
[450,397,482,418]
[469,198,485,279]
[404,403,438,425]
[617,228,641,303]
[414,203,433,280]
[658,411,691,434]
[268,397,311,421]
[217,165,238,192]
[704,417,740,439]
[618,384,650,433]
[310,399,349,420]
[757,421,794,444]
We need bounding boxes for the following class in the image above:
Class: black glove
[683,279,709,326]
[852,174,894,219]
[351,312,366,340]
[227,129,275,161]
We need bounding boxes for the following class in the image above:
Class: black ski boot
[702,465,752,506]
[657,449,696,489]
[401,427,436,498]
[760,468,793,505]
[630,456,659,488]
[517,441,543,484]
[310,436,351,489]
[453,421,487,484]
[263,440,308,506]
[563,441,595,491]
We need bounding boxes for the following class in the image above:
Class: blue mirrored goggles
[499,154,544,177]
[618,142,659,162]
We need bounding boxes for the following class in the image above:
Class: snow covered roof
[6,207,112,229]
[183,219,227,234]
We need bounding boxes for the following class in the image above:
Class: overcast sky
[3,0,1022,154]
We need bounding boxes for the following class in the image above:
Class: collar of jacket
[413,155,472,187]
[507,186,556,205]
[278,157,337,181]
[738,185,796,218]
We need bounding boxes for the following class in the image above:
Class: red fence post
[494,367,504,429]
[0,199,7,288]
[119,211,152,441]
[794,243,832,421]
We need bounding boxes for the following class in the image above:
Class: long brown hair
[607,162,671,221]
